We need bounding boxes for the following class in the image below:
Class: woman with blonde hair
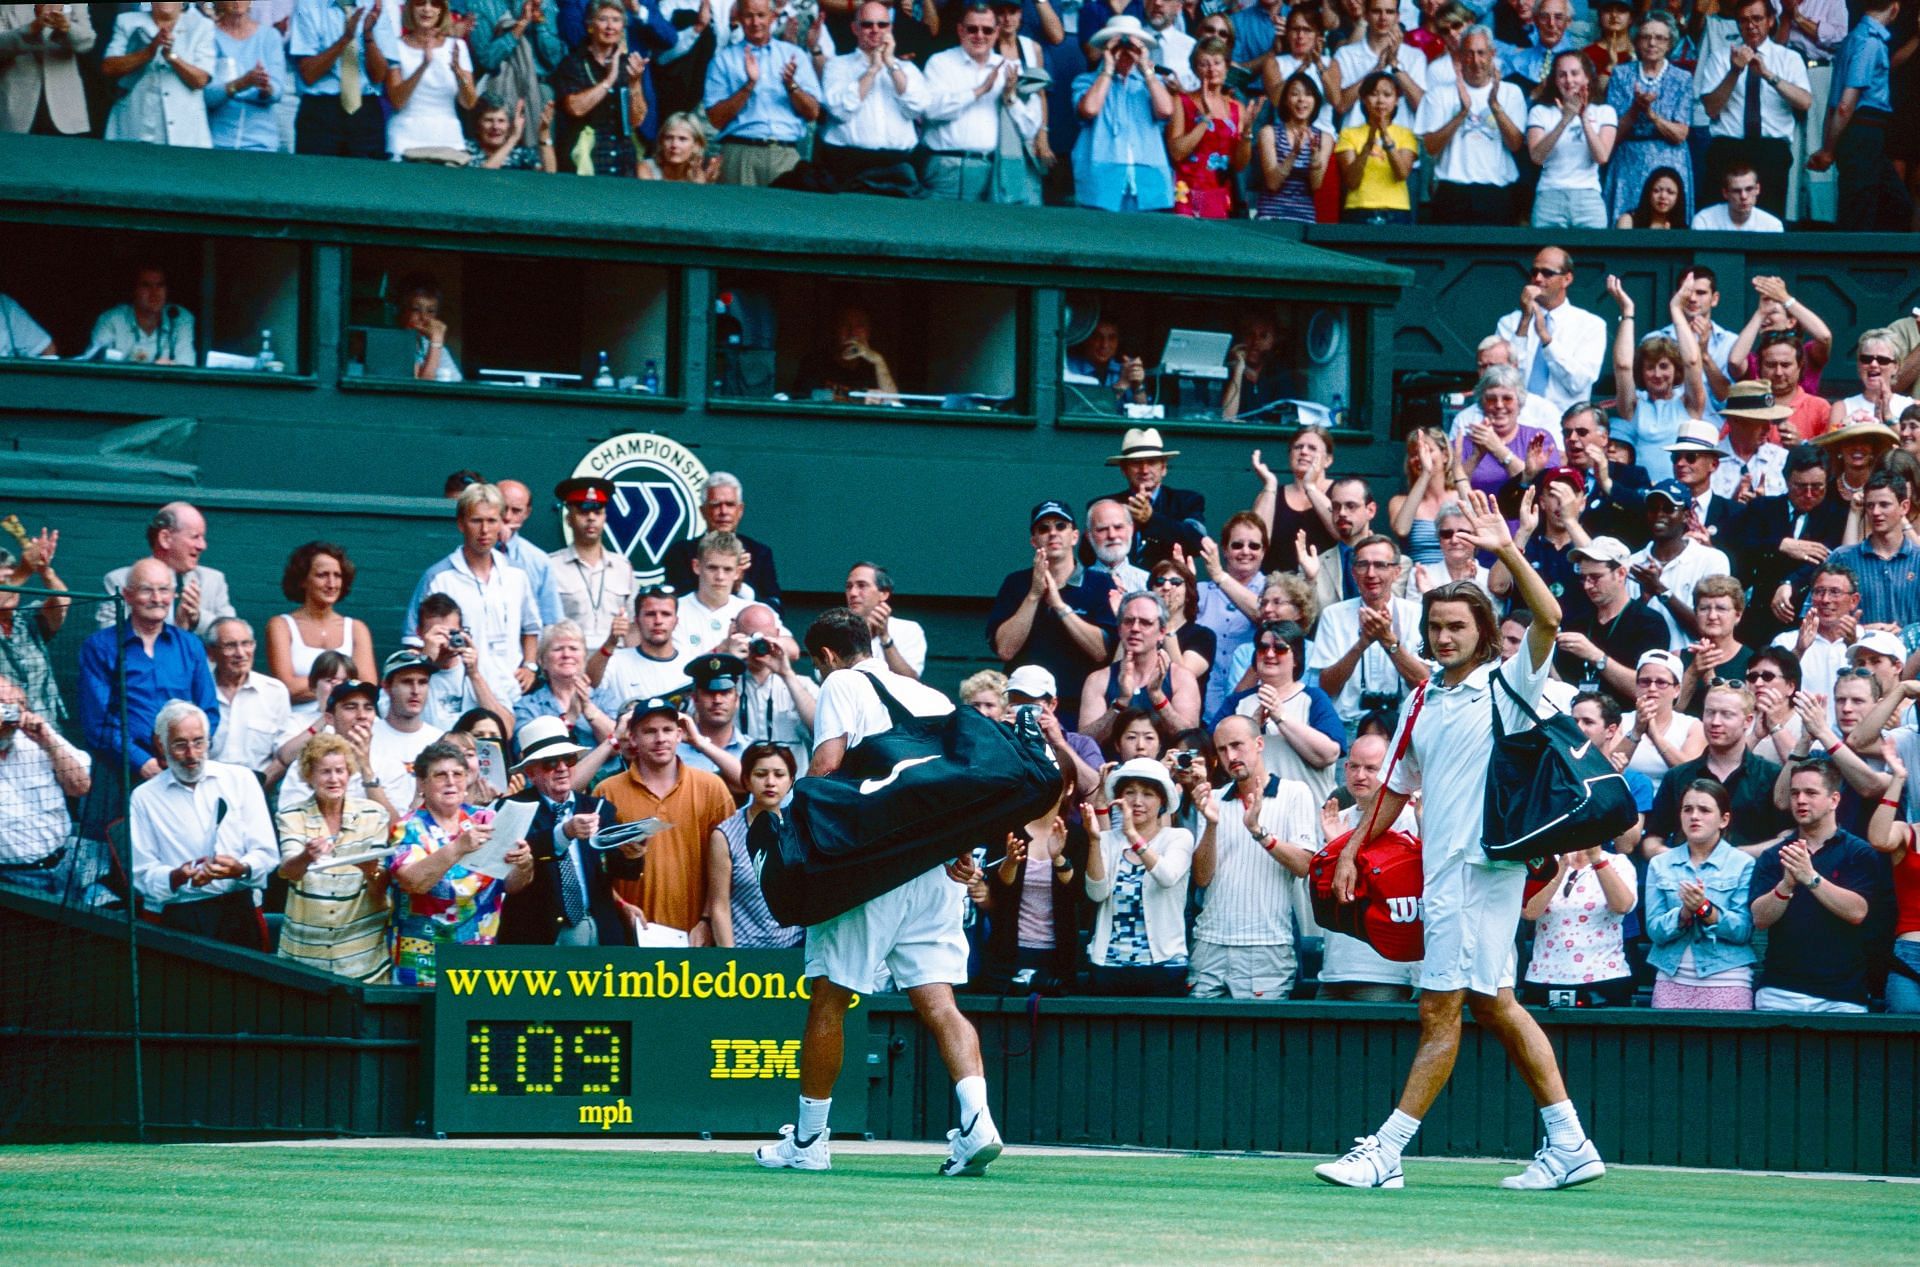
[1388,427,1456,566]
[276,733,393,981]
[959,670,1008,719]
[639,111,720,181]
[385,0,479,160]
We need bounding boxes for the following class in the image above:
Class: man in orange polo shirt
[593,696,734,943]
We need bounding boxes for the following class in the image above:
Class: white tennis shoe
[1313,1136,1405,1189]
[1500,1139,1606,1190]
[938,1113,1003,1177]
[754,1124,832,1171]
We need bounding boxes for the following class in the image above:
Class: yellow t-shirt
[1335,124,1417,211]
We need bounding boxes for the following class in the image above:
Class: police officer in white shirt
[818,1,929,185]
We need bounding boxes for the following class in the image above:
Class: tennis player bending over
[754,608,1003,1177]
[1316,490,1606,1192]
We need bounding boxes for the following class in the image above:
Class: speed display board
[431,947,867,1135]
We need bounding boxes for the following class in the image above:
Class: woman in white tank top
[1613,649,1705,782]
[266,543,377,704]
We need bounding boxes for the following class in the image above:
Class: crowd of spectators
[1,0,1914,224]
[3,254,1920,1014]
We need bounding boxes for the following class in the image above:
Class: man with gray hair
[1414,25,1525,225]
[0,673,92,897]
[206,618,291,776]
[98,501,234,636]
[77,556,221,788]
[1084,500,1150,596]
[1077,590,1201,744]
[663,471,783,610]
[127,699,276,949]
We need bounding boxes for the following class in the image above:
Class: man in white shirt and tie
[818,1,929,187]
[1491,245,1607,417]
[1696,0,1811,220]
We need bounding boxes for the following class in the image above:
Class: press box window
[1059,292,1352,427]
[347,249,673,394]
[711,272,1022,414]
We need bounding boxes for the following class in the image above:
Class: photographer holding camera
[1070,15,1177,211]
[416,594,512,735]
[724,603,816,769]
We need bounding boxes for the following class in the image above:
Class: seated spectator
[1096,427,1208,570]
[0,525,69,725]
[102,2,214,147]
[1228,619,1343,800]
[1526,50,1616,228]
[0,290,55,356]
[1605,276,1707,483]
[1676,575,1753,714]
[1105,706,1162,762]
[266,651,353,777]
[815,1,929,189]
[205,0,289,153]
[1072,15,1176,212]
[206,618,291,777]
[1615,164,1686,229]
[790,304,898,403]
[1079,591,1202,745]
[1749,760,1893,1013]
[1192,517,1271,717]
[1335,71,1417,224]
[1614,648,1706,782]
[467,94,557,169]
[557,0,651,176]
[1522,841,1637,1006]
[1695,0,1810,218]
[1866,749,1920,1014]
[273,733,393,981]
[592,697,734,940]
[1728,277,1833,417]
[1080,758,1194,996]
[1734,447,1842,643]
[406,482,540,707]
[89,264,195,367]
[958,669,1007,718]
[0,673,92,898]
[387,739,534,985]
[707,741,806,948]
[1452,364,1561,501]
[1308,534,1428,735]
[1628,478,1733,649]
[549,478,633,653]
[1641,680,1788,855]
[78,558,221,790]
[291,0,398,159]
[1065,317,1147,407]
[1084,500,1149,596]
[1254,72,1332,223]
[1220,312,1301,423]
[1410,503,1494,599]
[1446,345,1564,449]
[515,620,618,752]
[128,701,275,949]
[638,109,720,180]
[266,541,377,707]
[1829,330,1916,434]
[1416,26,1525,225]
[973,798,1079,993]
[394,273,461,382]
[1492,246,1605,416]
[1553,535,1668,701]
[496,716,643,947]
[1314,731,1421,1000]
[593,584,691,707]
[1645,778,1758,1009]
[1809,0,1911,233]
[702,0,819,186]
[987,499,1118,720]
[661,472,782,611]
[725,603,816,766]
[1689,163,1783,232]
[414,594,513,736]
[1167,38,1250,219]
[1821,470,1920,628]
[0,3,94,137]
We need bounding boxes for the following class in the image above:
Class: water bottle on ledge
[593,350,615,391]
[256,329,284,374]
[1329,391,1346,429]
[641,360,660,395]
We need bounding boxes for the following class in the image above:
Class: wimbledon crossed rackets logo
[569,433,710,586]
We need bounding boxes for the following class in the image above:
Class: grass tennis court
[1,1143,1912,1265]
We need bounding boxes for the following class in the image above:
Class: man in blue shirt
[1820,469,1920,628]
[288,0,399,158]
[1809,0,1912,232]
[702,0,821,185]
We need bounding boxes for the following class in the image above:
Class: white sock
[955,1076,989,1132]
[1540,1099,1583,1150]
[796,1095,831,1144]
[1375,1109,1421,1166]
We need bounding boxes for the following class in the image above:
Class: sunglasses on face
[1860,355,1897,367]
[857,18,892,26]
[1257,641,1290,655]
[1530,265,1569,278]
[1635,676,1674,688]
[1148,575,1183,588]
[1437,527,1468,539]
[1745,669,1781,683]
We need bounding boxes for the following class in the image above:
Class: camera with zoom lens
[0,704,19,725]
[1359,690,1401,714]
[749,636,773,658]
[446,631,470,650]
[1175,749,1196,771]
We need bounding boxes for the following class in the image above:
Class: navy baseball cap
[1030,499,1075,528]
[1646,478,1693,508]
[328,679,379,711]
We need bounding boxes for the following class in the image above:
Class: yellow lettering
[482,969,518,996]
[656,961,679,999]
[755,1039,802,1080]
[618,970,650,998]
[446,969,482,995]
[692,971,714,999]
[709,1038,732,1078]
[566,969,602,997]
[715,959,738,998]
[739,972,763,999]
[524,969,557,997]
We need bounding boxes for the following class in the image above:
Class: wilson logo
[1384,897,1421,923]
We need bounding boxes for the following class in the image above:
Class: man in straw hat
[1715,379,1792,499]
[1089,426,1208,569]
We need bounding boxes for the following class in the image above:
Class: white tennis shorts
[1419,848,1524,996]
[804,865,970,995]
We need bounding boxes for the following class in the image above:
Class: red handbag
[1308,684,1426,962]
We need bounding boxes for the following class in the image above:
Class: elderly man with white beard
[1085,499,1149,596]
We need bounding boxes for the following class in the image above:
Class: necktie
[338,0,363,115]
[1526,311,1552,396]
[553,802,588,925]
[1743,60,1763,142]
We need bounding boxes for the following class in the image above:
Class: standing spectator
[1714,381,1791,498]
[274,733,392,981]
[1695,0,1809,217]
[290,0,397,158]
[1081,757,1195,995]
[1492,246,1606,416]
[1689,162,1784,230]
[1078,591,1202,745]
[1521,841,1637,1006]
[816,1,929,188]
[495,479,564,625]
[703,0,820,185]
[0,674,91,898]
[466,0,569,129]
[0,3,95,136]
[1614,648,1707,782]
[676,651,749,792]
[1253,71,1332,223]
[842,562,925,679]
[1326,0,1426,130]
[496,717,643,947]
[1733,448,1841,643]
[1604,12,1692,223]
[1308,535,1429,734]
[1229,0,1286,68]
[1083,500,1149,596]
[1389,429,1452,568]
[1334,71,1418,223]
[674,531,769,656]
[1415,26,1526,224]
[1809,0,1911,233]
[1645,779,1758,1008]
[77,558,221,788]
[554,0,650,176]
[128,700,275,949]
[384,0,478,160]
[548,477,634,654]
[1252,431,1338,575]
[1093,428,1209,572]
[1606,276,1707,486]
[101,2,214,146]
[1496,471,1592,625]
[958,670,1006,718]
[987,500,1118,721]
[1583,0,1635,95]
[1626,474,1732,650]
[1819,470,1920,629]
[1191,519,1272,721]
[1749,760,1893,1013]
[265,541,376,706]
[0,526,68,725]
[387,740,535,985]
[1866,750,1920,1013]
[920,1,1014,202]
[1316,731,1421,1001]
[1453,364,1560,501]
[89,264,196,366]
[592,585,690,708]
[1640,681,1788,855]
[1674,576,1754,713]
[410,596,511,740]
[1228,618,1344,799]
[405,482,542,709]
[1409,503,1495,599]
[205,0,289,153]
[1166,38,1250,219]
[707,741,805,949]
[1071,15,1177,211]
[561,0,677,139]
[1146,557,1216,688]
[1829,330,1916,433]
[1526,50,1616,228]
[725,603,816,766]
[1728,276,1833,405]
[1501,0,1576,92]
[661,472,781,610]
[514,621,618,753]
[1261,6,1335,130]
[592,697,733,939]
[207,618,292,777]
[1553,536,1669,702]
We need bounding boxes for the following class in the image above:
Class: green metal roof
[0,133,1407,295]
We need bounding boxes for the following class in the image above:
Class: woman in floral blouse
[1522,842,1639,1006]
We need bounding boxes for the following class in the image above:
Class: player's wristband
[1772,885,1793,902]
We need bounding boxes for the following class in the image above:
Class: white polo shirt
[1193,776,1317,947]
[211,671,292,774]
[0,732,88,864]
[1626,539,1734,651]
[1305,595,1425,724]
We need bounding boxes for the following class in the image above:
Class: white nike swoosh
[1570,740,1592,760]
[859,755,939,795]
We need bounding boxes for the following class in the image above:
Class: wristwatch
[879,637,895,649]
[1805,872,1823,891]
[363,775,383,789]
